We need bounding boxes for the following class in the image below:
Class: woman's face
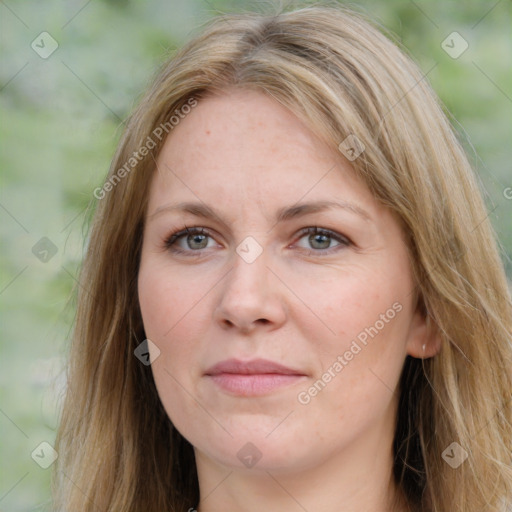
[138,89,432,475]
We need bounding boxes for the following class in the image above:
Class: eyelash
[163,226,351,257]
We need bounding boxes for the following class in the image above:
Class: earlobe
[406,307,442,359]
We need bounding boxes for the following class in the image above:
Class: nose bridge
[214,244,286,330]
[224,247,269,301]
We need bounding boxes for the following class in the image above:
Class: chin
[190,425,322,474]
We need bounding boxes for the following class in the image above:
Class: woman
[54,4,512,511]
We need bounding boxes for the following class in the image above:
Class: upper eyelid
[166,226,215,242]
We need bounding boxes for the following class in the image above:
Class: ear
[405,300,442,359]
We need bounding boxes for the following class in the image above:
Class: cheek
[291,262,407,344]
[138,259,206,341]
[138,262,206,418]
[138,263,210,437]
[292,265,411,406]
[137,257,214,376]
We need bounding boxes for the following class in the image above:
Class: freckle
[205,130,211,135]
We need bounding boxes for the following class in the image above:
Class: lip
[204,358,307,396]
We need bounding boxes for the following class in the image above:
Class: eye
[164,227,218,253]
[294,227,350,253]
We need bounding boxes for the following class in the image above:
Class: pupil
[310,233,330,249]
[188,233,207,249]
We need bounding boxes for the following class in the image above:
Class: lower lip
[207,373,305,396]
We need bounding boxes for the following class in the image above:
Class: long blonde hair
[54,4,512,511]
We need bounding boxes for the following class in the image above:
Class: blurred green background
[0,0,510,510]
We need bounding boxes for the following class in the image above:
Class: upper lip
[205,358,305,376]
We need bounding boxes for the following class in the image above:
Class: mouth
[204,358,307,396]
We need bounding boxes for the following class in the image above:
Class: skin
[138,89,440,512]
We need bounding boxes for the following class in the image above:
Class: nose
[213,250,287,334]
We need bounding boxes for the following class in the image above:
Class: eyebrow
[148,200,372,223]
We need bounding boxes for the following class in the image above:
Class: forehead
[158,89,331,170]
[148,89,379,220]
